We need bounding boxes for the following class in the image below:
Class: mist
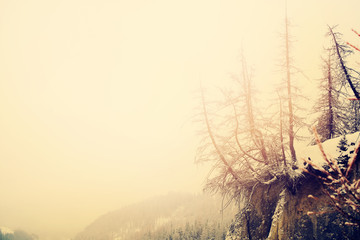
[0,0,359,239]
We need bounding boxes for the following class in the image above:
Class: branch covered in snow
[303,129,360,225]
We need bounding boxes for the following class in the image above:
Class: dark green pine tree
[0,232,12,240]
[336,135,350,172]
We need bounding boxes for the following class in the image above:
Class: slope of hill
[74,192,237,240]
[0,228,38,240]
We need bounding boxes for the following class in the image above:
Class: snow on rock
[297,132,360,168]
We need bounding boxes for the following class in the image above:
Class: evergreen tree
[336,135,350,173]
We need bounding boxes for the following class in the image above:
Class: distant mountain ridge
[74,192,237,240]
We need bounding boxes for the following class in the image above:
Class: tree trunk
[285,14,296,164]
[327,53,334,139]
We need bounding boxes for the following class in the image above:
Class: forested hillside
[75,193,237,240]
[0,229,38,240]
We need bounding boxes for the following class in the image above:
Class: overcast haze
[0,0,360,239]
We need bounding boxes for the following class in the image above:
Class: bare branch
[329,26,360,100]
[201,86,242,183]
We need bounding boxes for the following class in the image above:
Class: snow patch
[297,132,360,168]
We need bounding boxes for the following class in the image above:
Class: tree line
[0,230,38,240]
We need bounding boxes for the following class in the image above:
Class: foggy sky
[0,0,359,239]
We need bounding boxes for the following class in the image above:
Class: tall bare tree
[314,48,346,141]
[328,26,360,133]
[240,55,268,164]
[329,26,360,100]
[196,54,281,198]
[283,7,297,164]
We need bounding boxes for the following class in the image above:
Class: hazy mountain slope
[74,192,237,240]
[0,228,38,240]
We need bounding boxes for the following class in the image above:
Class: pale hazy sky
[0,0,360,239]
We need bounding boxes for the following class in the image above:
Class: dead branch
[329,26,360,100]
[201,87,242,183]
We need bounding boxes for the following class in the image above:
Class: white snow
[297,132,360,168]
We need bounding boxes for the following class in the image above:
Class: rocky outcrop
[226,174,360,240]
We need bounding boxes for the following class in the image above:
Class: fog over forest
[0,1,360,239]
